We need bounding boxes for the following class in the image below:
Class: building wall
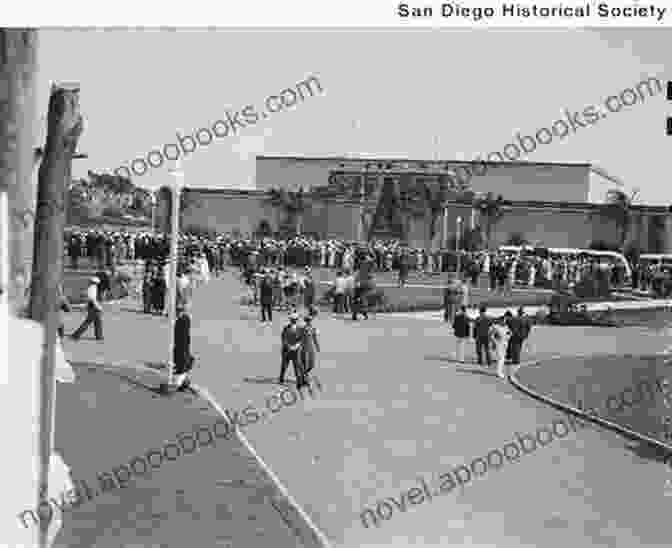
[180,188,672,254]
[467,164,589,202]
[255,157,590,202]
[180,192,280,235]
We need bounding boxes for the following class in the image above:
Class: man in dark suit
[173,301,193,391]
[509,306,532,365]
[279,312,306,388]
[452,305,470,362]
[259,272,274,323]
[473,305,492,367]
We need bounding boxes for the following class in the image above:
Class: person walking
[57,283,71,340]
[173,301,194,391]
[344,270,355,314]
[96,269,111,302]
[301,312,321,380]
[491,315,512,379]
[452,305,470,363]
[398,254,409,287]
[302,267,316,311]
[473,305,492,367]
[443,273,460,324]
[70,277,104,341]
[351,281,369,321]
[516,306,533,363]
[279,312,307,388]
[142,267,152,314]
[332,271,346,314]
[259,272,274,324]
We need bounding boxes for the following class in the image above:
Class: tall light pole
[456,216,463,278]
[150,190,157,235]
[357,174,365,242]
[166,160,184,388]
[442,205,449,250]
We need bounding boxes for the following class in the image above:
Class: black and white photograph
[3,3,672,547]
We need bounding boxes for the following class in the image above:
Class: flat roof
[185,188,669,212]
[256,154,592,169]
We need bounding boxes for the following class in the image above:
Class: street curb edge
[192,384,333,548]
[509,353,672,456]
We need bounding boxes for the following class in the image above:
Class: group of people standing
[246,265,317,322]
[450,304,533,379]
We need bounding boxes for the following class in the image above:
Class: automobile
[546,292,622,327]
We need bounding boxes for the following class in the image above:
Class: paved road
[176,272,672,547]
[56,305,323,547]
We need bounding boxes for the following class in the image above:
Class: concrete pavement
[56,271,672,547]
[53,303,329,547]
[179,272,672,547]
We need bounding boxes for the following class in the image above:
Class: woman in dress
[301,312,321,379]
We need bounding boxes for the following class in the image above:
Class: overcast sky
[36,28,671,205]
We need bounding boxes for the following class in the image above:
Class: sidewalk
[52,304,327,547]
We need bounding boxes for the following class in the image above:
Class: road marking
[192,384,332,548]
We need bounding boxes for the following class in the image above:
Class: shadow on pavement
[70,361,163,396]
[243,376,302,387]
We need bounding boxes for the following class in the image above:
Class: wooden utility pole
[28,83,83,548]
[0,29,39,314]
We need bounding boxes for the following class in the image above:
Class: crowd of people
[60,227,672,386]
[65,229,660,296]
[632,262,672,296]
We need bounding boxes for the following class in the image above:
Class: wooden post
[28,82,82,548]
[0,30,39,315]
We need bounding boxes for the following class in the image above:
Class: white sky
[36,28,672,205]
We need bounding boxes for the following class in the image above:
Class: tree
[506,232,528,246]
[591,188,632,251]
[461,226,484,251]
[421,180,454,252]
[255,219,272,238]
[157,185,202,232]
[29,84,83,321]
[588,240,621,252]
[266,186,312,235]
[472,192,505,249]
[1,30,39,314]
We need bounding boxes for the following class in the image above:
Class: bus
[497,245,632,282]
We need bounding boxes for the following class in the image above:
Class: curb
[192,384,332,548]
[508,353,672,456]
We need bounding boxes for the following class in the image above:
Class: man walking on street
[279,312,307,388]
[443,273,460,323]
[259,271,274,324]
[302,267,316,311]
[473,305,492,367]
[511,306,532,364]
[452,305,470,363]
[173,301,194,391]
[70,277,104,341]
[332,271,346,314]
